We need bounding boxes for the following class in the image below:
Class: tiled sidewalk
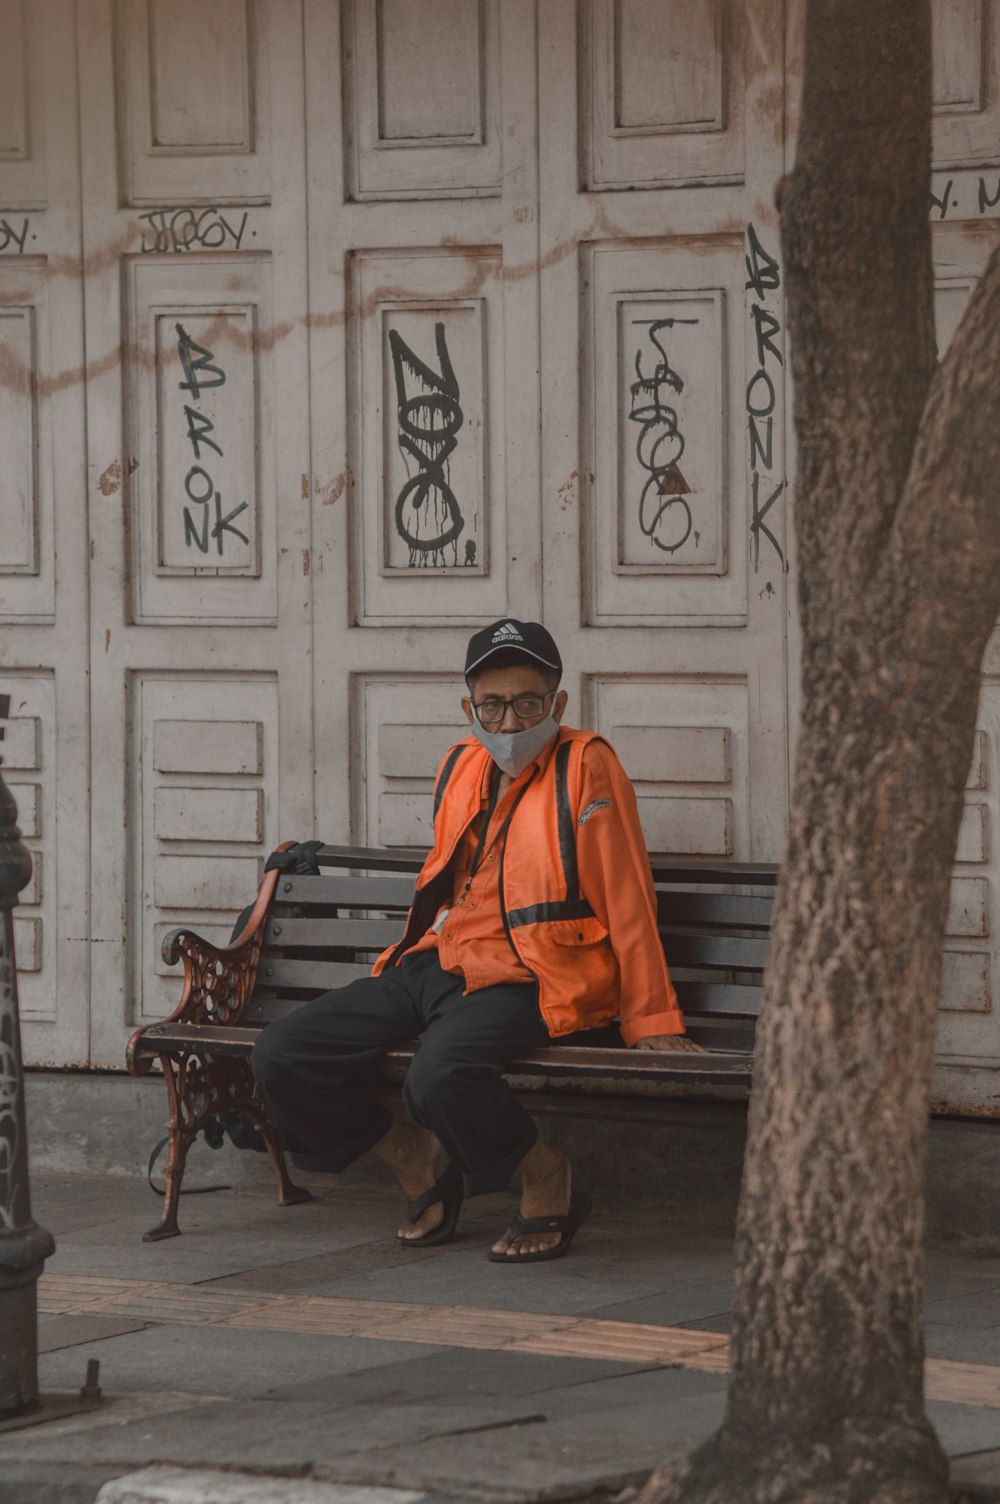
[1,1171,999,1503]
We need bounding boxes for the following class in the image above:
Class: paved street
[1,1170,998,1503]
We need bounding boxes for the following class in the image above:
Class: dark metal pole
[0,694,54,1419]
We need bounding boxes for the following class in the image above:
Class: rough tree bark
[640,3,1000,1502]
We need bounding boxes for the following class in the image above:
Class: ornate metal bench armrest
[126,841,296,1074]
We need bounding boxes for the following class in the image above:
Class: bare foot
[491,1137,572,1258]
[371,1120,444,1241]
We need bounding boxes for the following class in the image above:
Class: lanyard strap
[463,766,536,893]
[463,765,501,889]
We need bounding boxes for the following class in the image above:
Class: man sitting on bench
[252,619,701,1262]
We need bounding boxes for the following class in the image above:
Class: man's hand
[632,1033,708,1053]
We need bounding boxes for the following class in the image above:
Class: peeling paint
[303,549,311,576]
[558,469,579,511]
[320,473,346,506]
[98,461,121,496]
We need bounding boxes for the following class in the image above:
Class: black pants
[250,950,552,1197]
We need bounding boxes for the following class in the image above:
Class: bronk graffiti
[176,324,249,558]
[628,318,699,554]
[140,208,250,254]
[0,218,30,254]
[388,322,469,568]
[745,224,787,574]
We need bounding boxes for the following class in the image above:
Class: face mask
[471,715,559,779]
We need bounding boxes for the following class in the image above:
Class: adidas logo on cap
[465,618,562,682]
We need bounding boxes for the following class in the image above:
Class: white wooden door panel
[0,263,55,621]
[931,0,1000,167]
[585,239,750,625]
[0,0,49,211]
[133,672,278,1022]
[79,0,312,1067]
[1,0,88,1065]
[588,677,750,859]
[306,0,542,851]
[922,220,1000,1102]
[935,683,1000,1080]
[345,0,502,199]
[540,0,790,873]
[351,247,515,620]
[355,676,468,849]
[117,0,272,205]
[583,0,746,190]
[0,683,56,1022]
[125,254,277,621]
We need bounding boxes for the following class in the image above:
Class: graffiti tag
[140,208,250,254]
[176,324,249,559]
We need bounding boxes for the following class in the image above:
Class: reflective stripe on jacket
[372,726,682,1040]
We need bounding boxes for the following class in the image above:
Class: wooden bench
[127,843,778,1241]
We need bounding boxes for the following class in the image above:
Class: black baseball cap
[464,619,562,683]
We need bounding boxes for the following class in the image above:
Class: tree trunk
[641,3,1000,1501]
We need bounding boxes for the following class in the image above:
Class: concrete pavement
[0,1169,998,1504]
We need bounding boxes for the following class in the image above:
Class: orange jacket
[373,727,683,1042]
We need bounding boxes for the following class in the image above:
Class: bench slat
[673,981,762,1017]
[258,956,391,991]
[245,969,372,1020]
[243,986,761,1031]
[132,1024,752,1089]
[274,874,774,922]
[648,858,779,886]
[241,987,761,1034]
[244,995,331,1023]
[263,917,402,952]
[267,908,400,944]
[316,844,424,873]
[264,916,769,959]
[663,934,769,970]
[374,1042,752,1087]
[311,846,778,887]
[686,1023,756,1052]
[271,874,414,908]
[496,1046,751,1082]
[258,937,767,987]
[658,892,772,929]
[475,1045,752,1085]
[136,1021,262,1056]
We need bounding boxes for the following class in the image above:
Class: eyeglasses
[471,691,554,727]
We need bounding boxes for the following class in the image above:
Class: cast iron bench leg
[143,1054,193,1242]
[141,1055,312,1241]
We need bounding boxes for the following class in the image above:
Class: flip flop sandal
[397,1159,465,1248]
[487,1189,593,1263]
